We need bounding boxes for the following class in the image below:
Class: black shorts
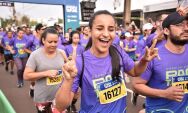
[4,54,13,62]
[0,46,4,54]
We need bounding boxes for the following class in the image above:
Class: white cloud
[0,2,63,19]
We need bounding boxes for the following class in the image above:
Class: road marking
[127,88,146,98]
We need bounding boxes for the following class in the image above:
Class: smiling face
[90,14,116,56]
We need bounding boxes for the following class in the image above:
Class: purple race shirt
[26,36,40,52]
[0,31,5,42]
[57,36,65,50]
[1,36,15,54]
[59,34,68,45]
[10,37,28,58]
[24,34,34,43]
[65,44,84,57]
[146,33,166,48]
[141,44,188,113]
[80,36,89,48]
[123,40,137,59]
[112,35,120,45]
[136,38,147,60]
[72,45,134,113]
[146,33,156,47]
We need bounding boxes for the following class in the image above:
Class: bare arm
[127,58,148,77]
[132,77,184,102]
[55,58,78,112]
[55,79,75,111]
[24,67,58,81]
[132,77,166,97]
[59,49,68,62]
[24,48,32,54]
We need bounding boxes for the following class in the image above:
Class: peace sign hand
[142,39,159,62]
[177,6,188,16]
[62,59,78,80]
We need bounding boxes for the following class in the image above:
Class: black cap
[162,12,186,29]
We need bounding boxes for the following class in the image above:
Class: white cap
[125,32,132,37]
[143,23,153,30]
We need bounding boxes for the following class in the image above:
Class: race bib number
[172,76,188,93]
[46,75,63,85]
[97,80,127,104]
[18,49,25,54]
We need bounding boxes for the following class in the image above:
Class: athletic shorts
[4,54,13,62]
[35,102,52,113]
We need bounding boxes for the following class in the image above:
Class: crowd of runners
[0,1,188,113]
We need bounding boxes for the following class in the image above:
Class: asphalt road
[0,64,145,113]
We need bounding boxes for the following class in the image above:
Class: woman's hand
[142,39,159,62]
[44,70,59,78]
[62,59,78,80]
[177,6,188,16]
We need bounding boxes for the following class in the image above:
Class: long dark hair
[68,30,80,44]
[86,10,121,81]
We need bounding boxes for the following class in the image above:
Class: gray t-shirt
[26,48,64,103]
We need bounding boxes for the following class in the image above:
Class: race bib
[18,49,25,54]
[46,70,63,85]
[97,80,127,104]
[172,76,188,93]
[46,76,63,85]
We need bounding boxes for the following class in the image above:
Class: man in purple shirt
[24,26,34,43]
[1,30,15,75]
[133,12,188,113]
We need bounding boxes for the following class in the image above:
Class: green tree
[58,18,63,24]
[21,15,30,25]
[30,20,37,27]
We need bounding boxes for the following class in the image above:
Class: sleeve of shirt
[122,50,135,72]
[140,60,153,81]
[146,33,156,47]
[26,52,37,70]
[25,39,32,49]
[71,55,83,93]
